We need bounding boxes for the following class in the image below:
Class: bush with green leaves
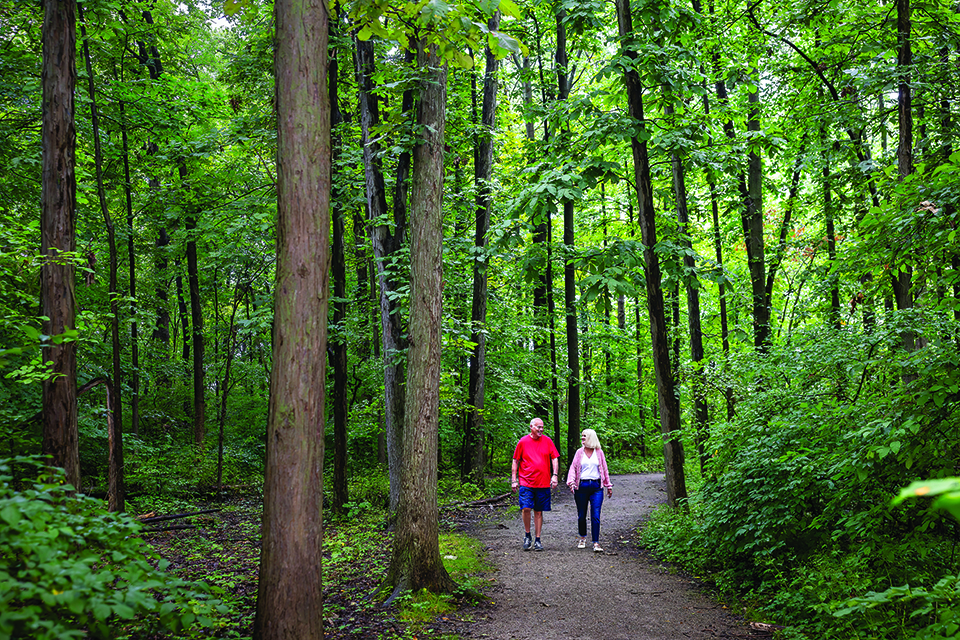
[0,456,225,639]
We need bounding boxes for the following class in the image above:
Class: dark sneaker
[522,536,532,551]
[532,539,543,552]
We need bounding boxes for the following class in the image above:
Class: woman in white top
[565,429,613,552]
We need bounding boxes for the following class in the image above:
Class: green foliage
[640,318,960,637]
[833,576,960,640]
[0,456,225,640]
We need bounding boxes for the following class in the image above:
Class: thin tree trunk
[664,98,707,472]
[355,38,409,516]
[216,285,241,497]
[80,4,123,509]
[823,136,841,329]
[465,13,500,487]
[179,165,206,445]
[557,7,581,463]
[118,99,139,437]
[330,20,349,515]
[893,0,914,319]
[618,0,686,506]
[253,0,330,634]
[41,0,80,491]
[745,81,769,350]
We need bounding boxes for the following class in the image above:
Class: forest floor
[142,473,775,639]
[458,473,772,640]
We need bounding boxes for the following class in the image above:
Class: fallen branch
[137,508,221,524]
[446,492,511,509]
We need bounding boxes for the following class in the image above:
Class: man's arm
[511,458,519,492]
[550,457,558,488]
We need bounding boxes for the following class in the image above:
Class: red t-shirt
[513,434,560,488]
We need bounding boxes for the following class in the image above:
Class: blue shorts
[518,486,552,512]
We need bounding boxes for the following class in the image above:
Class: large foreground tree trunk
[41,0,80,491]
[253,0,330,636]
[379,41,456,604]
[617,0,686,506]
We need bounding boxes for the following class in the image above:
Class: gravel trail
[462,473,763,640]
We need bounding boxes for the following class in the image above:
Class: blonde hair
[581,429,601,449]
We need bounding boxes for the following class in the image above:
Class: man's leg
[522,507,532,534]
[534,510,544,538]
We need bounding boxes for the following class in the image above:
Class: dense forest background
[3,0,960,637]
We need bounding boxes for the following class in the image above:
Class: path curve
[463,473,760,640]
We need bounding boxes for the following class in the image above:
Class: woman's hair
[581,429,601,449]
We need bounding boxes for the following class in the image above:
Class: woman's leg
[588,486,604,543]
[574,489,588,538]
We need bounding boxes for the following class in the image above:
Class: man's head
[529,418,545,439]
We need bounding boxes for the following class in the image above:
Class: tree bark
[893,0,914,319]
[41,0,80,491]
[331,20,349,514]
[465,13,500,488]
[179,165,206,445]
[118,99,140,436]
[556,8,581,463]
[79,4,123,509]
[380,41,456,604]
[617,0,686,506]
[664,98,707,473]
[253,0,330,636]
[745,82,769,351]
[355,38,410,515]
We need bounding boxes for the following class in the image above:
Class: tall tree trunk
[744,81,769,350]
[118,99,140,436]
[176,272,189,361]
[664,98,707,472]
[253,0,330,635]
[331,21,349,515]
[635,297,646,458]
[765,144,805,312]
[465,13,500,487]
[41,0,80,491]
[694,2,733,418]
[823,135,841,329]
[525,24,560,442]
[893,0,914,318]
[617,0,686,506]
[380,41,456,603]
[179,166,205,445]
[80,5,123,509]
[355,38,409,516]
[557,7,581,463]
[216,285,241,497]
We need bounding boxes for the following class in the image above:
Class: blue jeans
[574,479,604,543]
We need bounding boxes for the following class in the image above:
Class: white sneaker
[577,538,586,549]
[593,542,603,553]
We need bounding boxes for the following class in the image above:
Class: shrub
[0,456,225,639]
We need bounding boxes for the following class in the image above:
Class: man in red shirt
[511,417,560,551]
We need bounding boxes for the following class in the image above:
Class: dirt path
[462,473,762,640]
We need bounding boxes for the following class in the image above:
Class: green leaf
[498,0,522,19]
[892,478,960,506]
[0,503,20,525]
[93,603,112,621]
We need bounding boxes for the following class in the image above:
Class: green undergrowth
[0,456,226,640]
